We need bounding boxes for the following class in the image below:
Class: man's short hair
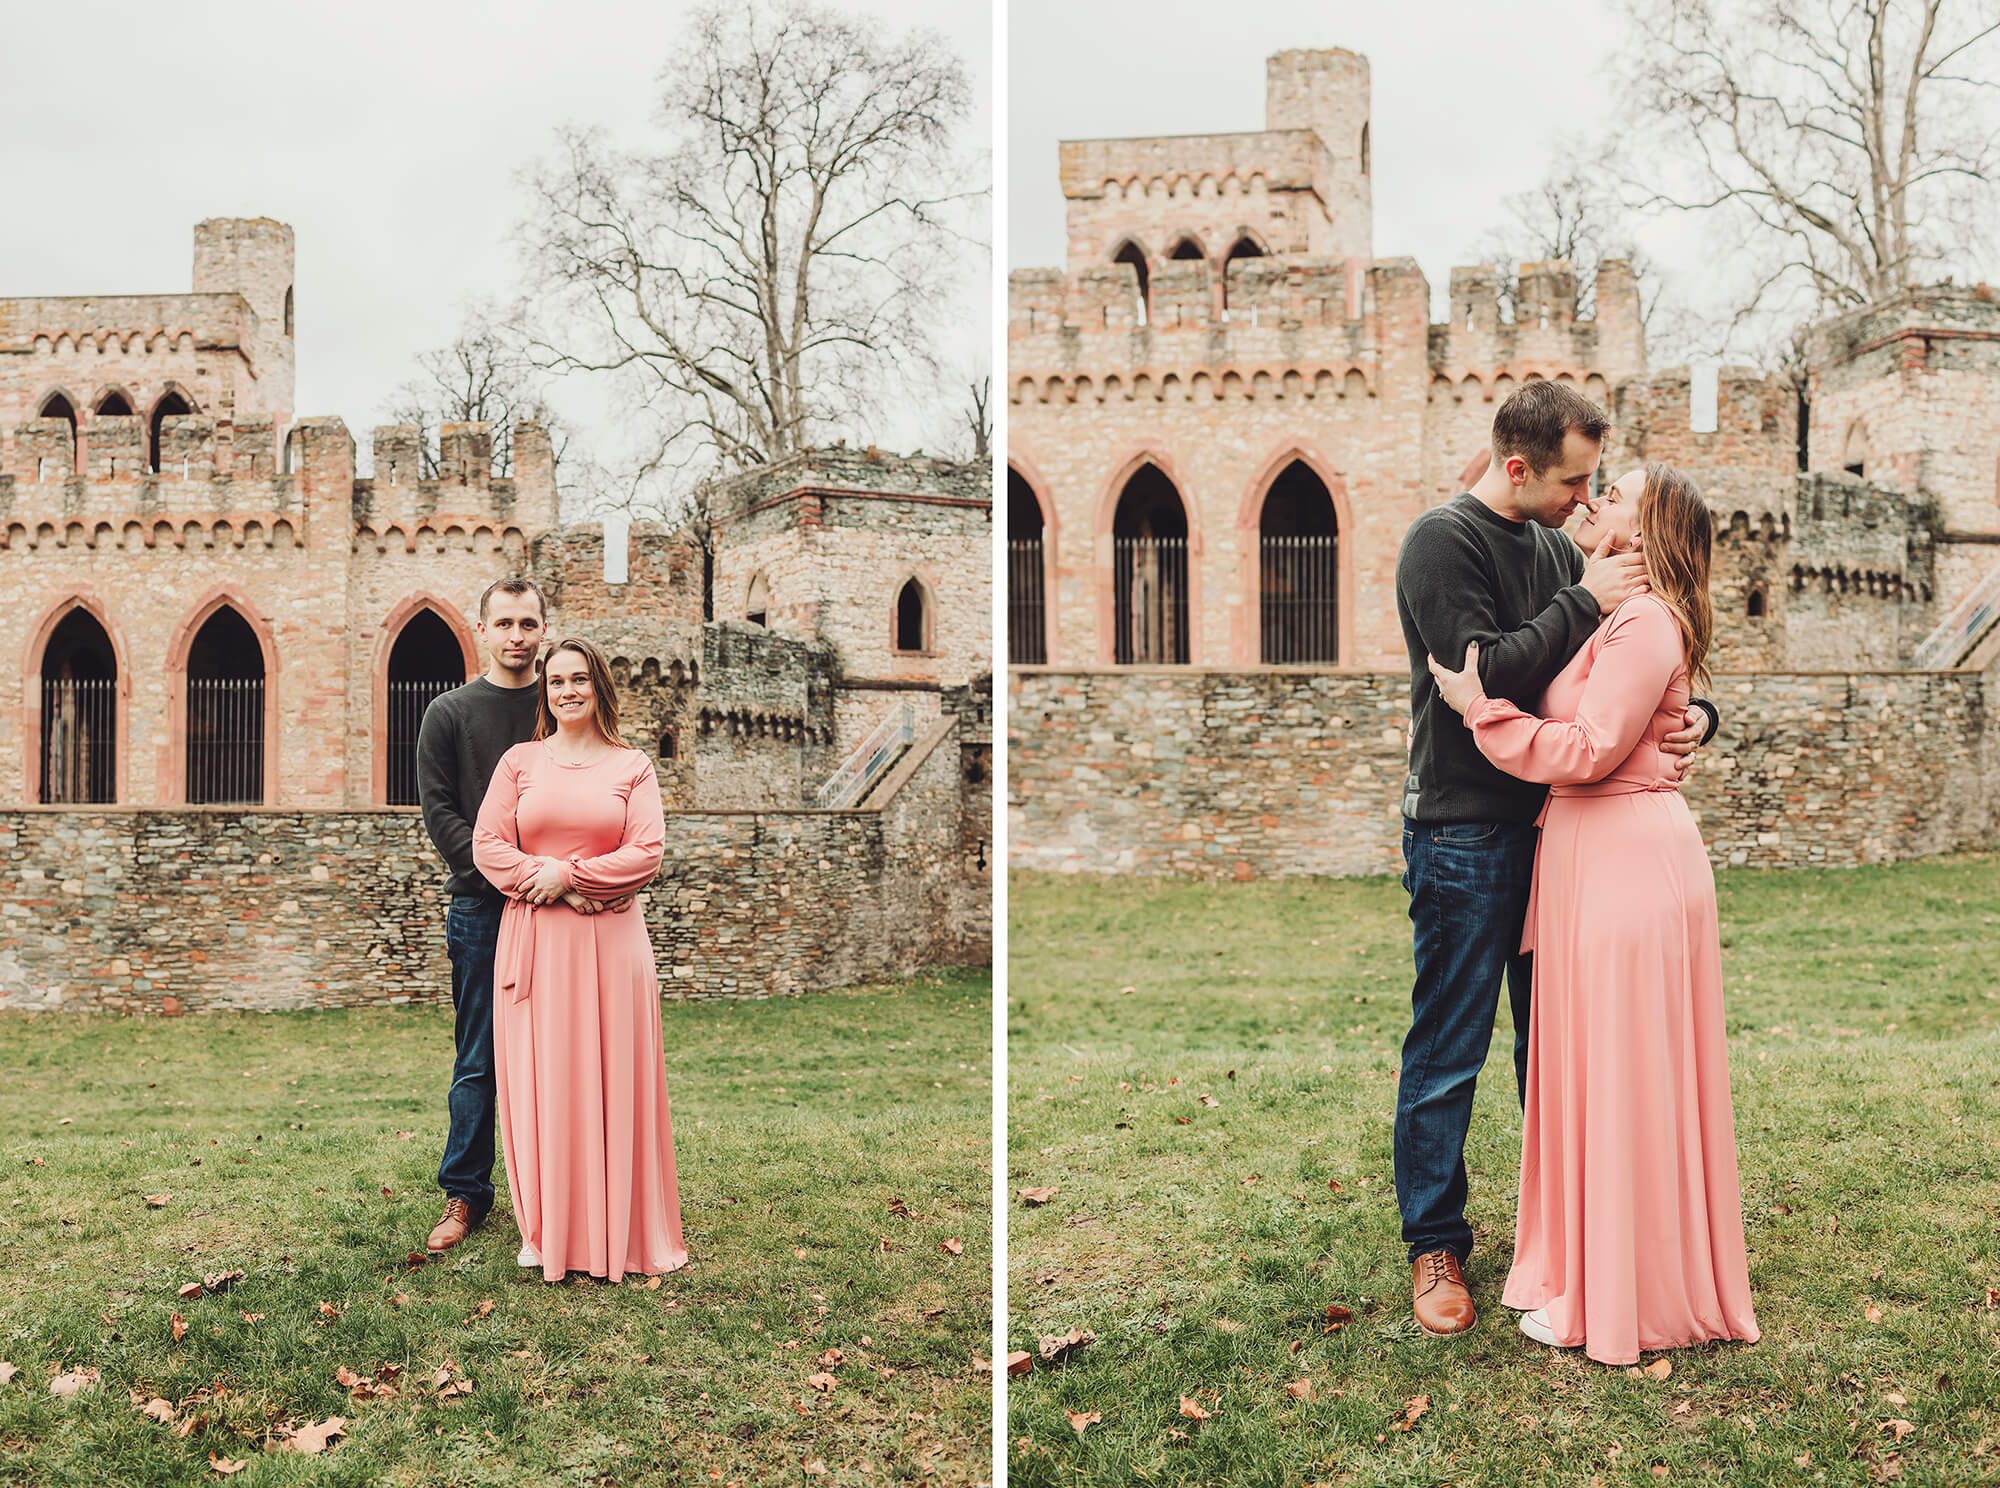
[1492,380,1610,475]
[478,577,548,622]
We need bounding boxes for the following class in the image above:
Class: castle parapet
[353,420,560,536]
[1428,259,1645,384]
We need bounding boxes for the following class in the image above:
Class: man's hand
[1426,641,1484,717]
[559,891,603,915]
[1579,532,1649,615]
[523,857,571,906]
[602,892,639,914]
[1658,704,1707,779]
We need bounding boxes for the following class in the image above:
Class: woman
[1427,463,1758,1366]
[472,637,688,1283]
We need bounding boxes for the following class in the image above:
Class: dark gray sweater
[1395,493,1601,823]
[416,676,541,898]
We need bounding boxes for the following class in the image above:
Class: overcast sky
[1007,0,1999,351]
[0,0,989,485]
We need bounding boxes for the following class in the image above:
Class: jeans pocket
[1433,821,1500,845]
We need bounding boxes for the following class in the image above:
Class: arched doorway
[38,392,79,476]
[149,390,195,474]
[1258,460,1340,663]
[185,606,266,803]
[1221,235,1266,318]
[1112,464,1190,664]
[385,608,466,805]
[893,577,931,654]
[39,608,118,804]
[94,390,134,416]
[1008,467,1048,664]
[1111,240,1150,326]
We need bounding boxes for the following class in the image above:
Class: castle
[1007,48,2000,879]
[0,219,991,1010]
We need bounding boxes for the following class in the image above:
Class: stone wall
[1007,664,1998,879]
[0,707,989,1013]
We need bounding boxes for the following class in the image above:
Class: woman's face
[1571,468,1644,553]
[544,649,596,728]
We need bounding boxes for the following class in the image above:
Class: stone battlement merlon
[1059,129,1330,202]
[708,446,987,524]
[0,415,558,538]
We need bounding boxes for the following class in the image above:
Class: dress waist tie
[498,901,537,1004]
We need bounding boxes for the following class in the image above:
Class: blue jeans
[1393,818,1538,1265]
[438,893,502,1216]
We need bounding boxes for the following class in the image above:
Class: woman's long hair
[1637,461,1714,692]
[532,637,627,746]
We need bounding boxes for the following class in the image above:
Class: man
[413,577,631,1253]
[1391,380,1716,1336]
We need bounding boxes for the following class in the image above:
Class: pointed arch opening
[1220,235,1267,318]
[1166,236,1206,261]
[1747,587,1767,618]
[1258,461,1340,663]
[1008,466,1049,665]
[1112,464,1190,664]
[149,389,196,474]
[37,391,79,476]
[745,572,770,628]
[94,389,134,417]
[385,608,468,805]
[184,605,266,804]
[893,576,933,654]
[38,607,119,804]
[1111,239,1150,327]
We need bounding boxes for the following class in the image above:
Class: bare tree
[386,306,569,479]
[518,0,981,489]
[1616,0,2000,348]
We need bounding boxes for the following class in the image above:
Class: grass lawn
[1007,856,2000,1488]
[0,967,992,1487]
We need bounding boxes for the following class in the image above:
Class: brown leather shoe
[426,1196,484,1253]
[1412,1249,1476,1336]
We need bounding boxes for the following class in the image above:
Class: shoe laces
[442,1197,472,1224]
[1423,1249,1462,1287]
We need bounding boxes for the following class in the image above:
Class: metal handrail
[813,701,916,808]
[1911,562,2000,669]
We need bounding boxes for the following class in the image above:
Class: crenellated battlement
[0,414,556,540]
[1010,256,1644,392]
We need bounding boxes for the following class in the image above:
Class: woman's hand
[559,890,603,915]
[523,856,571,906]
[1426,641,1484,717]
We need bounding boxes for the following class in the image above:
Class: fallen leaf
[380,1187,393,1200]
[50,1367,101,1397]
[171,1312,188,1342]
[1179,1397,1212,1422]
[1794,1454,1812,1467]
[208,1454,248,1475]
[335,1366,365,1389]
[806,1372,837,1393]
[1019,1186,1058,1207]
[1328,1180,1343,1193]
[1005,1351,1031,1377]
[1865,1304,1884,1324]
[241,1313,265,1324]
[144,1194,171,1208]
[1651,1468,1670,1480]
[641,1275,663,1291]
[1388,1394,1430,1433]
[1883,1419,1917,1442]
[971,1354,992,1373]
[886,1196,913,1221]
[203,1269,244,1293]
[141,1396,177,1423]
[178,1282,204,1300]
[390,1293,409,1308]
[801,1460,827,1477]
[1322,1304,1354,1334]
[1644,1358,1672,1380]
[1285,1378,1315,1401]
[1038,1328,1095,1365]
[816,1348,845,1369]
[473,1299,496,1319]
[1198,1093,1220,1108]
[1067,1409,1101,1436]
[1883,1391,1908,1407]
[940,1238,963,1256]
[0,1363,16,1386]
[280,1416,346,1453]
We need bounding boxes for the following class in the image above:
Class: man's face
[1511,429,1602,528]
[477,592,544,675]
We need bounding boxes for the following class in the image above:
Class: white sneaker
[1518,1307,1563,1347]
[517,1243,541,1268]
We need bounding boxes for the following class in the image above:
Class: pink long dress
[471,740,688,1283]
[1463,593,1758,1366]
